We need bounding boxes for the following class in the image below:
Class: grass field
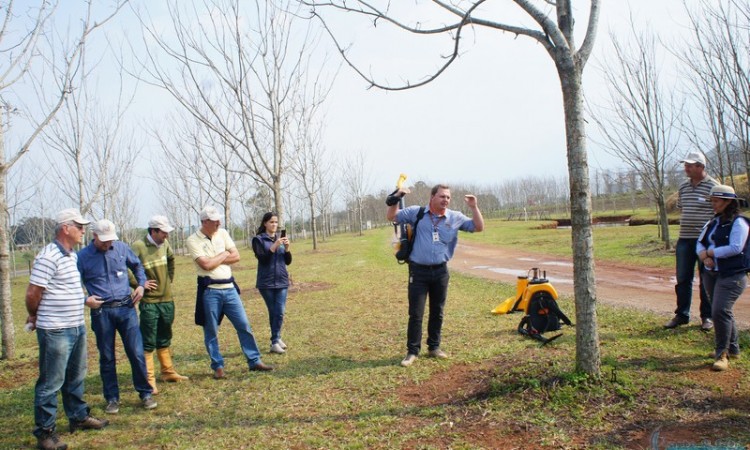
[1,220,749,449]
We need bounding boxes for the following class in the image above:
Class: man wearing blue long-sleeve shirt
[78,219,157,414]
[387,185,484,367]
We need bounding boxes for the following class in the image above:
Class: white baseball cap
[92,219,119,242]
[680,151,707,166]
[148,215,175,233]
[200,206,221,221]
[56,209,90,225]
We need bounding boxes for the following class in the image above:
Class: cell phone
[280,229,286,238]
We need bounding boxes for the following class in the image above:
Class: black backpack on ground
[517,291,573,345]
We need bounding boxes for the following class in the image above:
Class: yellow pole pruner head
[396,173,407,190]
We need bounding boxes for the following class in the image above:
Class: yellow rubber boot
[157,348,189,382]
[144,350,159,395]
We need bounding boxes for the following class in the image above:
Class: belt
[409,262,447,270]
[100,296,132,308]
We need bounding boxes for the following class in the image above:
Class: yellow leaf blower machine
[492,267,573,345]
[492,267,558,315]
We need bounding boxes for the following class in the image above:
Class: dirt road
[450,241,750,328]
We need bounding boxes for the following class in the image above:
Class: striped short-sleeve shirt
[30,241,85,329]
[677,176,718,239]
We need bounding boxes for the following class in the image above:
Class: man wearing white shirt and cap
[186,205,272,379]
[131,215,188,395]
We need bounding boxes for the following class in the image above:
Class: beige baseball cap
[200,206,221,221]
[92,219,119,241]
[148,215,175,233]
[56,209,90,225]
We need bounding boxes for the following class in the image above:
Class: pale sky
[312,0,695,192]
[14,0,701,223]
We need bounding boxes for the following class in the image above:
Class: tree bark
[557,60,600,375]
[0,111,15,359]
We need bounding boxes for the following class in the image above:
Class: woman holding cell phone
[252,212,292,354]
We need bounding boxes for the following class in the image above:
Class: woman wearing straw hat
[697,185,750,371]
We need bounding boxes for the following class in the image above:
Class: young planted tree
[133,0,328,224]
[288,76,334,249]
[589,25,680,249]
[304,0,602,375]
[43,61,139,220]
[683,0,750,189]
[0,0,128,359]
[342,150,372,236]
[152,113,249,234]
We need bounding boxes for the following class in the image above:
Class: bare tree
[0,0,128,359]
[152,119,210,224]
[289,77,333,249]
[133,0,329,223]
[589,24,680,249]
[43,56,138,218]
[342,151,372,236]
[316,171,338,240]
[151,113,248,234]
[303,0,602,375]
[683,0,750,189]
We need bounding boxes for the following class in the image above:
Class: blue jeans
[202,288,263,370]
[406,264,450,355]
[90,305,152,401]
[33,325,90,436]
[258,288,287,344]
[675,238,711,320]
[703,271,746,356]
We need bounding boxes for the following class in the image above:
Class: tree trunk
[309,195,318,250]
[0,115,16,359]
[558,61,600,376]
[657,193,671,250]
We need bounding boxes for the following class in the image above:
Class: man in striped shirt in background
[665,152,718,330]
[25,209,109,450]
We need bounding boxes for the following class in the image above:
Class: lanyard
[429,211,445,231]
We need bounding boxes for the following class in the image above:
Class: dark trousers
[406,264,450,355]
[675,238,711,320]
[703,271,746,356]
[91,304,152,402]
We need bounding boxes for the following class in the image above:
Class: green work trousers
[139,301,175,351]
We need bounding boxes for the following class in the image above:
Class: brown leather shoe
[36,430,67,450]
[69,415,109,433]
[664,316,689,329]
[249,362,274,372]
[213,367,226,379]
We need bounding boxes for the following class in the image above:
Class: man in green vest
[132,215,189,394]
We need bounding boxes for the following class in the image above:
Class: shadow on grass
[268,355,400,378]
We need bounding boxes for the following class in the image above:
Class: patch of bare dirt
[398,363,492,408]
[393,351,750,449]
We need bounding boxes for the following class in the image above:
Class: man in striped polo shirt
[25,209,108,450]
[665,151,718,330]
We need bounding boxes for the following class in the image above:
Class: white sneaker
[105,400,119,414]
[277,339,287,350]
[270,343,286,354]
[400,354,417,367]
